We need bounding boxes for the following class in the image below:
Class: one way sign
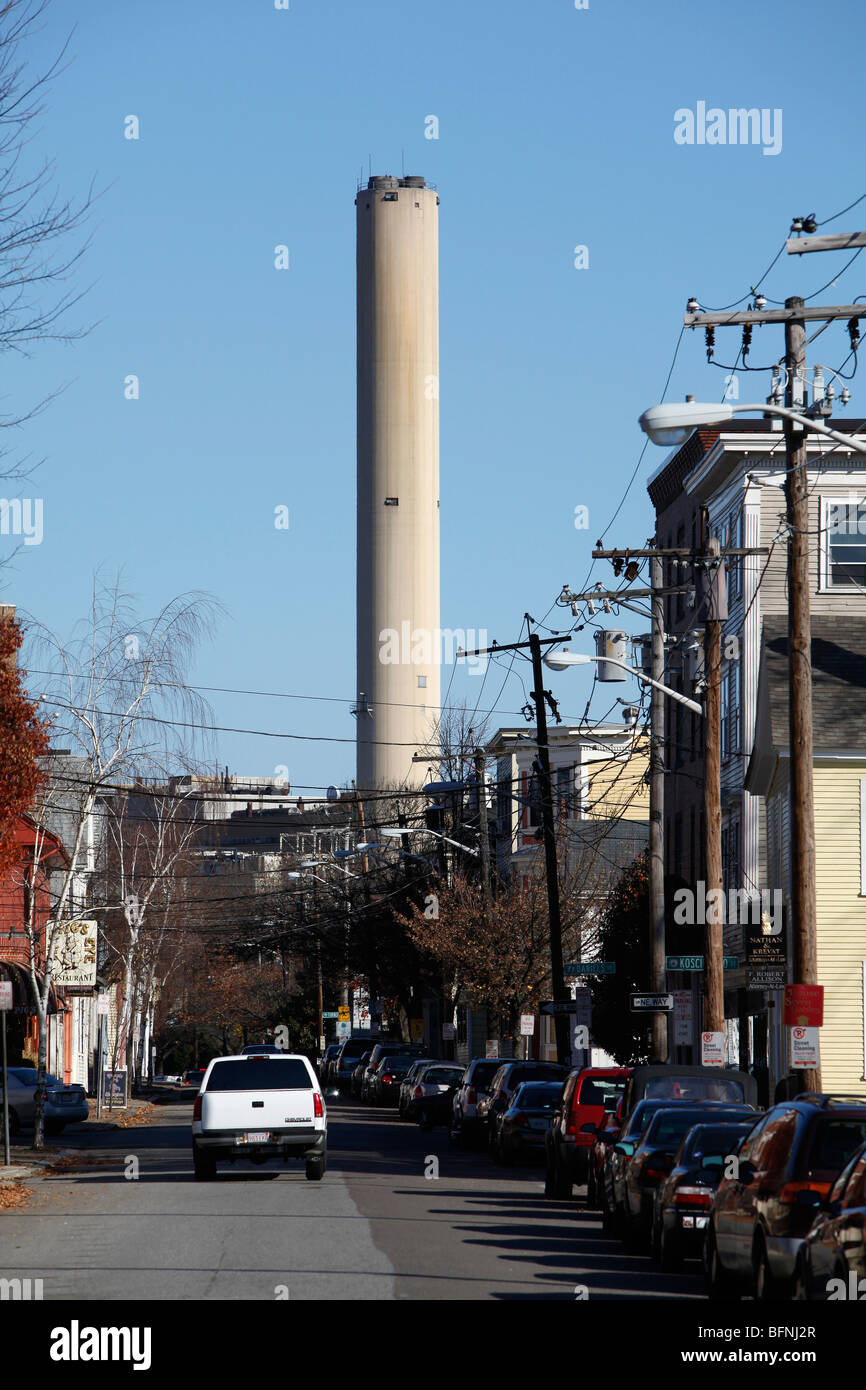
[540,1000,578,1016]
[630,993,674,1012]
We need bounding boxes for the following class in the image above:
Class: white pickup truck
[191,1053,327,1181]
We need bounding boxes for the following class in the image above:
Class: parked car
[650,1120,756,1269]
[319,1044,341,1085]
[496,1082,563,1165]
[601,1098,725,1233]
[619,1103,757,1248]
[362,1044,426,1104]
[406,1063,466,1128]
[369,1055,421,1107]
[333,1036,384,1092]
[705,1093,866,1300]
[183,1069,207,1090]
[793,1139,866,1300]
[544,1067,630,1198]
[350,1051,373,1099]
[191,1052,327,1181]
[450,1057,514,1147]
[0,1067,89,1136]
[587,1101,624,1209]
[399,1059,439,1118]
[620,1064,758,1121]
[241,1044,285,1056]
[478,1061,570,1151]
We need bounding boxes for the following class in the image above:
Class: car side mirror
[795,1189,823,1208]
[614,1141,635,1157]
[737,1160,757,1185]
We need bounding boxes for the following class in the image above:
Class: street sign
[337,1006,350,1022]
[630,993,674,1012]
[564,961,615,975]
[783,984,824,1028]
[519,1014,535,1036]
[666,955,739,971]
[673,990,692,1046]
[790,1026,820,1069]
[485,1040,499,1059]
[322,1011,339,1019]
[336,1020,350,1039]
[0,982,12,1010]
[97,992,110,1017]
[700,1031,725,1067]
[746,915,787,989]
[540,1000,578,1016]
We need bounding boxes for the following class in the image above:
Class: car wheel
[660,1224,681,1272]
[192,1145,216,1182]
[753,1235,784,1301]
[705,1226,740,1301]
[305,1154,326,1181]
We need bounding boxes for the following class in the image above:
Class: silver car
[0,1067,89,1136]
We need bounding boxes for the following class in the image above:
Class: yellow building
[747,616,866,1096]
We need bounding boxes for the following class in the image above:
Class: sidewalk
[0,1093,159,1183]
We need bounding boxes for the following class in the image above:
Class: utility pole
[699,531,725,1036]
[649,553,668,1062]
[784,295,820,1092]
[460,631,574,1066]
[528,631,571,1068]
[681,287,862,1093]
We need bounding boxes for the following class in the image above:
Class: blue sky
[5,0,865,790]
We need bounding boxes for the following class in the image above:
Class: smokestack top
[366,174,428,190]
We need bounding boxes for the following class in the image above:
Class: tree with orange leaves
[0,610,50,880]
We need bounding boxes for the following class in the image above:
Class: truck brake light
[193,1095,202,1121]
[313,1093,324,1117]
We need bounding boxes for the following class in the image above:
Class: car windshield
[513,1083,562,1110]
[683,1124,752,1163]
[471,1061,505,1089]
[645,1108,749,1146]
[578,1077,626,1106]
[644,1076,746,1103]
[509,1065,566,1087]
[422,1068,463,1084]
[805,1119,866,1180]
[204,1059,312,1091]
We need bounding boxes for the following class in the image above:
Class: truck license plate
[237,1131,269,1144]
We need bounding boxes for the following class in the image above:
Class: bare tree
[0,0,96,497]
[18,575,220,1146]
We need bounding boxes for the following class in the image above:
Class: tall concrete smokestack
[355,175,440,791]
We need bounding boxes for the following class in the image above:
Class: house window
[556,765,573,818]
[721,664,740,757]
[497,775,512,835]
[823,496,866,588]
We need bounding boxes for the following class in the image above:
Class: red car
[544,1067,631,1199]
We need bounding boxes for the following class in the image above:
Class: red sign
[783,984,824,1028]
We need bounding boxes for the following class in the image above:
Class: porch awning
[0,960,62,1014]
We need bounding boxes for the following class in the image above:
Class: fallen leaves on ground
[0,1182,33,1211]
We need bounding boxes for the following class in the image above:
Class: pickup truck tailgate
[199,1056,321,1133]
[201,1089,316,1131]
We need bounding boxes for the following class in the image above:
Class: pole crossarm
[591,547,769,559]
[684,304,863,328]
[787,231,866,255]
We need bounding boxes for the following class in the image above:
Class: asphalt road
[1,1093,706,1301]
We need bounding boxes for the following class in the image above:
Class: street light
[638,401,866,453]
[379,827,480,858]
[543,649,704,716]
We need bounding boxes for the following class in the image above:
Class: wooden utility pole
[784,295,820,1091]
[528,632,571,1068]
[701,533,725,1035]
[649,553,668,1062]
